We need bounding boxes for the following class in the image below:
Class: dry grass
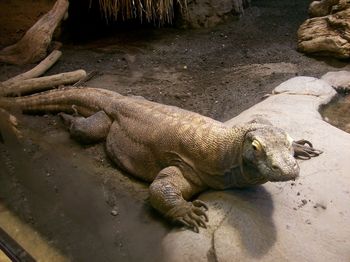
[96,0,187,24]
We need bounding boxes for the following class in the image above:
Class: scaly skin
[0,87,322,232]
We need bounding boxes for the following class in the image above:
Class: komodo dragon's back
[0,86,322,232]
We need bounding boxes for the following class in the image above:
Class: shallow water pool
[321,94,350,134]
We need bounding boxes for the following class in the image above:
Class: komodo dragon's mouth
[268,167,299,182]
[269,175,298,182]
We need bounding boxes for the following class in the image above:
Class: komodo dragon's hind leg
[293,139,323,159]
[149,166,209,233]
[59,110,112,144]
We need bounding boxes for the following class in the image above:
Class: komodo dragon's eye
[252,140,262,151]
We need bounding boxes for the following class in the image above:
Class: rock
[162,76,350,261]
[313,203,327,209]
[181,0,250,28]
[273,76,336,98]
[346,123,350,133]
[110,209,119,216]
[321,71,350,91]
[308,0,343,17]
[305,219,312,225]
[297,7,350,59]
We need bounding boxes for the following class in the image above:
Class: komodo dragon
[0,87,322,232]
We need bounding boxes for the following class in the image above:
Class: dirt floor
[1,0,350,261]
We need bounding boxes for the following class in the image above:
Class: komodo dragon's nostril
[293,163,299,171]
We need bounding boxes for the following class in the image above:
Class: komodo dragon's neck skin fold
[0,87,322,232]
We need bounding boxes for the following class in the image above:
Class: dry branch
[0,0,69,65]
[1,70,86,97]
[73,71,99,87]
[3,50,62,85]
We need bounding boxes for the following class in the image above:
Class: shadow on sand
[216,186,276,258]
[0,112,168,261]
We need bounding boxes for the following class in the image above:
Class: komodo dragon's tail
[0,87,122,116]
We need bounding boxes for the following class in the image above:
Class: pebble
[313,203,327,210]
[111,210,119,216]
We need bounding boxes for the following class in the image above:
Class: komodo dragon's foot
[293,139,323,159]
[166,200,209,233]
[58,111,112,143]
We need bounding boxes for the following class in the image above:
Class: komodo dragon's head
[242,126,299,182]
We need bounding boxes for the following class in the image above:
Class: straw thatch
[96,0,187,24]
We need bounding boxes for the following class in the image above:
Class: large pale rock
[273,76,336,97]
[182,0,250,28]
[321,70,350,91]
[162,76,350,261]
[297,7,350,58]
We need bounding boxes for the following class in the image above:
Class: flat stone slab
[162,76,350,261]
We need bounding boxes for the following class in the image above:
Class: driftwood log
[0,50,88,140]
[0,0,69,65]
[0,49,87,97]
[1,70,87,97]
[3,50,62,85]
[298,0,350,58]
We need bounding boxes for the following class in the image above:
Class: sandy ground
[0,0,350,261]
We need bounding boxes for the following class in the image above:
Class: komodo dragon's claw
[193,199,209,211]
[169,200,209,233]
[293,139,323,160]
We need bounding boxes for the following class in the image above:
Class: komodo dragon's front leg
[58,109,209,231]
[149,166,209,232]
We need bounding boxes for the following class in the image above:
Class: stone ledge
[162,76,350,262]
